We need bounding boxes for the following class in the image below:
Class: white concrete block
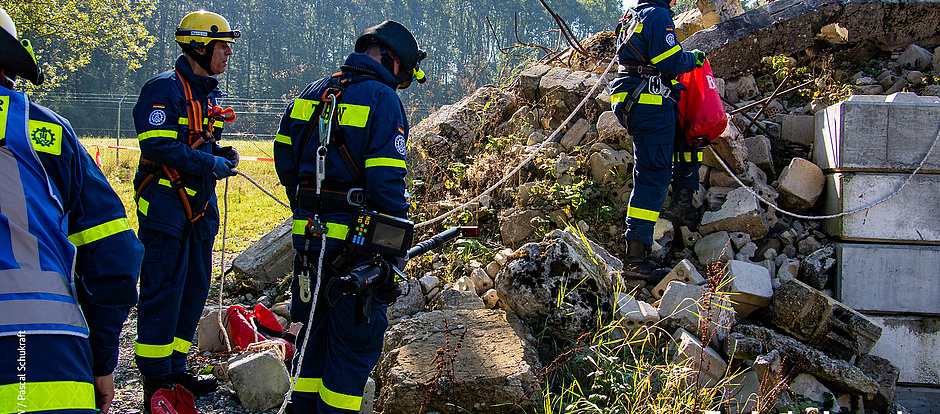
[814,93,940,172]
[824,172,940,243]
[868,315,940,385]
[652,259,706,299]
[228,349,291,412]
[776,157,824,212]
[671,327,728,387]
[724,260,773,318]
[781,114,815,146]
[835,243,940,314]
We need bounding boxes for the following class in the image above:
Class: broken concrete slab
[699,187,769,240]
[560,117,590,150]
[431,289,485,311]
[519,64,552,101]
[612,293,659,341]
[856,354,900,412]
[799,244,835,290]
[868,315,940,385]
[695,230,734,265]
[588,146,633,184]
[652,259,706,299]
[776,157,824,212]
[496,229,621,340]
[780,114,815,146]
[814,93,940,172]
[672,327,729,387]
[498,207,546,245]
[596,110,631,148]
[723,260,773,319]
[227,349,291,412]
[197,307,229,353]
[790,373,841,412]
[376,309,541,414]
[231,219,293,286]
[897,44,934,71]
[835,243,940,314]
[660,281,734,345]
[744,135,773,172]
[823,172,940,244]
[728,324,880,395]
[703,123,748,174]
[771,279,882,360]
[682,0,940,79]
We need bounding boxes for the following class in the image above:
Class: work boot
[661,187,700,230]
[174,370,218,397]
[142,375,175,413]
[623,240,670,282]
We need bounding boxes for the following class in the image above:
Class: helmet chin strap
[188,41,217,76]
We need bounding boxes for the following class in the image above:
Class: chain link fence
[36,92,288,142]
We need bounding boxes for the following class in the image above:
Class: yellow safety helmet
[175,10,240,48]
[0,7,43,85]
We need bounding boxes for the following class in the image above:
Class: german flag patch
[153,103,166,109]
[398,125,404,134]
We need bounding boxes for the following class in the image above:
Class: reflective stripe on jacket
[0,89,88,338]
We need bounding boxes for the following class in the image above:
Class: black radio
[347,210,414,257]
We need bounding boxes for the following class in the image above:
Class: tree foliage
[0,0,156,90]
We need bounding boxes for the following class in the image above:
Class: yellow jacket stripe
[651,45,682,64]
[158,178,197,196]
[292,377,362,411]
[627,205,660,222]
[173,337,192,353]
[610,92,628,104]
[67,218,133,247]
[292,220,349,241]
[138,198,150,216]
[365,157,406,169]
[138,129,177,141]
[0,381,95,411]
[275,133,292,145]
[135,337,192,358]
[673,151,703,163]
[290,99,319,121]
[637,93,663,105]
[337,103,370,128]
[634,23,644,33]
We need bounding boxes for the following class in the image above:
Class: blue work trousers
[135,226,212,379]
[289,253,388,413]
[0,335,96,413]
[618,99,702,245]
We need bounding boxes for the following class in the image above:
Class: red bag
[151,384,199,414]
[225,304,295,359]
[677,59,728,146]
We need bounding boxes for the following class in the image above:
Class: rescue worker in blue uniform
[0,8,143,413]
[274,20,426,413]
[132,10,240,410]
[608,0,706,280]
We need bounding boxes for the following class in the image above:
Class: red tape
[87,144,274,162]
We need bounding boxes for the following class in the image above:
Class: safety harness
[614,9,679,117]
[134,70,235,222]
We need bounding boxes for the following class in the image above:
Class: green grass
[80,137,292,254]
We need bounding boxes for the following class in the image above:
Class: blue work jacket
[274,53,409,253]
[133,56,225,241]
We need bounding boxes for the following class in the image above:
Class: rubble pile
[206,1,940,412]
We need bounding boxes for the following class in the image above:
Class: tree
[0,0,156,90]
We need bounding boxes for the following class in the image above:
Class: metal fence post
[116,93,127,167]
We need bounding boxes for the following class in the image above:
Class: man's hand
[218,145,240,168]
[211,156,237,179]
[94,374,115,413]
[691,49,706,68]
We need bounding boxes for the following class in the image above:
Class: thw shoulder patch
[28,119,63,156]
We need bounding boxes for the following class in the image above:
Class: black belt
[296,184,364,212]
[618,64,661,78]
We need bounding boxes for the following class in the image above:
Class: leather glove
[691,49,706,68]
[211,156,237,179]
[218,145,239,168]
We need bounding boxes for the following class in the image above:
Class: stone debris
[226,349,291,412]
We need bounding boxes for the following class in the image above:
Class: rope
[217,177,233,352]
[708,116,940,220]
[414,53,622,229]
[235,170,291,209]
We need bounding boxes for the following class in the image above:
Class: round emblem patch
[394,134,407,155]
[665,33,677,47]
[148,109,166,126]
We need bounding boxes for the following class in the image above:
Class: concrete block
[781,114,815,146]
[560,117,590,150]
[671,327,728,387]
[800,244,835,290]
[613,293,659,341]
[814,93,940,172]
[359,377,375,414]
[723,260,773,319]
[895,386,940,414]
[704,186,733,210]
[744,135,774,172]
[596,110,630,148]
[588,146,633,184]
[856,354,900,412]
[431,289,485,311]
[494,248,513,265]
[776,157,824,212]
[694,231,734,265]
[519,64,552,101]
[482,289,499,309]
[729,232,751,249]
[679,226,701,248]
[835,243,940,314]
[470,267,494,295]
[897,44,933,70]
[197,307,228,353]
[454,275,475,292]
[699,187,769,240]
[652,259,706,299]
[660,282,734,344]
[227,349,291,412]
[231,219,293,285]
[823,172,940,243]
[703,122,748,174]
[419,275,441,295]
[868,315,940,385]
[772,279,882,359]
[790,373,840,411]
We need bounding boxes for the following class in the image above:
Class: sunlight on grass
[79,137,292,254]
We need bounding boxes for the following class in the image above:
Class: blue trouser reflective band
[0,269,88,338]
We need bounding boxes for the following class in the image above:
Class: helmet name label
[190,30,208,37]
